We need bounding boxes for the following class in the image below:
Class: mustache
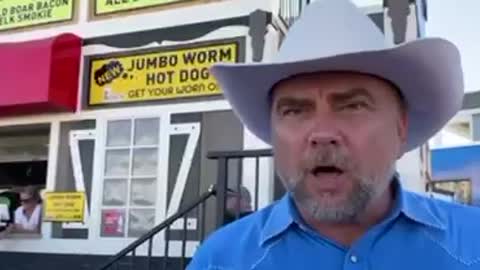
[301,145,354,173]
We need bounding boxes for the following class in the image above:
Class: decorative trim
[385,0,411,44]
[84,13,271,48]
[249,10,269,62]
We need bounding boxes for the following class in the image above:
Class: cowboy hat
[209,0,464,152]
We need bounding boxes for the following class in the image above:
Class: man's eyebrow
[273,96,314,111]
[329,87,375,104]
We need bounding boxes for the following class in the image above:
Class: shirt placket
[343,216,399,270]
[343,248,366,270]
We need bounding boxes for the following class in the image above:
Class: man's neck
[300,183,396,247]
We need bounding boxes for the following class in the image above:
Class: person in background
[10,186,42,233]
[223,186,253,225]
[0,188,20,232]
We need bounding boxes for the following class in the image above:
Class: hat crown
[275,0,392,63]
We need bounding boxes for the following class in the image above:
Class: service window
[0,123,50,239]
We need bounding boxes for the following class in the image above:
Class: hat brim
[210,37,464,152]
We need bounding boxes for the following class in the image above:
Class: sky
[395,0,477,147]
[335,0,476,148]
[419,0,479,147]
[426,0,479,92]
[351,0,479,92]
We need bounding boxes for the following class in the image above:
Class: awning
[0,33,82,116]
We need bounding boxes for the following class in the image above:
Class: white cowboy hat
[209,0,464,152]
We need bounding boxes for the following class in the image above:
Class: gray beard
[282,167,395,223]
[290,178,374,223]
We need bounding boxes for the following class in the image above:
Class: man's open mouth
[311,165,344,176]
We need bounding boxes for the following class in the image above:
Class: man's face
[271,72,408,223]
[20,193,35,208]
[226,192,252,214]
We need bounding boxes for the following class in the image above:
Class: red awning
[0,33,82,116]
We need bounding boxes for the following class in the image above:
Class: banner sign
[43,192,85,222]
[88,41,239,105]
[94,0,186,16]
[0,0,75,31]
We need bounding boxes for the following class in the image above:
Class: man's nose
[308,130,340,147]
[307,115,341,147]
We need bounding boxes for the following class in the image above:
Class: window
[427,179,472,205]
[100,118,160,238]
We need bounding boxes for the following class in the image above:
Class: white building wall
[0,0,283,256]
[397,150,424,193]
[0,0,279,42]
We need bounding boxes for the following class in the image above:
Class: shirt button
[350,255,358,263]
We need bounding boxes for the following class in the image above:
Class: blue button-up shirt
[187,180,480,269]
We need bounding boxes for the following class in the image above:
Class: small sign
[0,0,75,32]
[94,0,187,16]
[43,192,85,222]
[88,41,239,105]
[101,209,125,237]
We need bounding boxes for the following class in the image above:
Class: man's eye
[281,108,302,116]
[343,102,368,111]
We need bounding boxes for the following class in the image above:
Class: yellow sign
[88,42,239,105]
[0,0,75,31]
[95,0,185,16]
[43,192,85,222]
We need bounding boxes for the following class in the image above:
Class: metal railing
[97,186,216,270]
[208,149,274,227]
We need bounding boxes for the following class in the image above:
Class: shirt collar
[396,178,446,230]
[260,193,295,246]
[260,175,446,246]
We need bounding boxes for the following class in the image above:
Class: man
[223,186,253,225]
[10,186,42,234]
[188,0,479,269]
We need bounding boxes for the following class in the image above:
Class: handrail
[207,149,272,159]
[97,185,217,270]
